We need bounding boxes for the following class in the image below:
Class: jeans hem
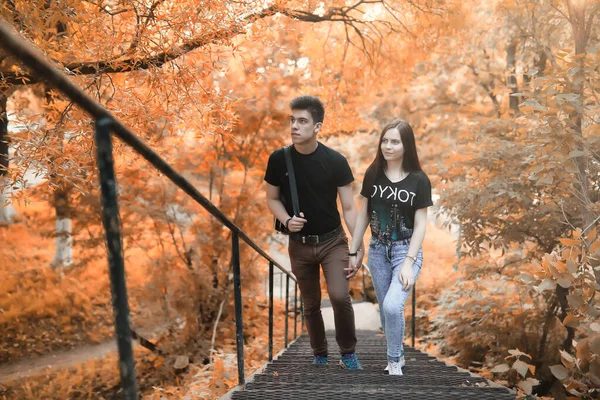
[387,351,404,362]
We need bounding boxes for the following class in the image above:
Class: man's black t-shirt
[264,142,354,235]
[360,170,433,244]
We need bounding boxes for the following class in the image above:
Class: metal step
[245,382,511,393]
[269,359,448,368]
[276,354,437,361]
[232,388,515,400]
[252,371,487,385]
[228,331,513,400]
[264,363,459,374]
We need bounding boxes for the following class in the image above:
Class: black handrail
[0,21,303,397]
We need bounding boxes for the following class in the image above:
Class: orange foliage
[4,0,599,399]
[0,201,114,363]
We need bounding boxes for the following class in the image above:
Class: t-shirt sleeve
[414,173,433,209]
[360,169,374,198]
[264,151,281,186]
[335,154,354,187]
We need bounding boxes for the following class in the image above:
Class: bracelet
[406,255,417,263]
[348,247,363,256]
[285,217,293,229]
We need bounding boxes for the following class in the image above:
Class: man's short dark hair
[290,95,325,124]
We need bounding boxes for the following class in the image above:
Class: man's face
[290,109,320,145]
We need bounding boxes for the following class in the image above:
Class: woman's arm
[399,207,428,290]
[406,208,428,259]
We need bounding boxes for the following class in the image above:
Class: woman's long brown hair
[363,119,423,213]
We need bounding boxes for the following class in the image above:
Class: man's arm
[339,183,365,277]
[265,183,307,232]
[348,196,370,255]
[265,183,289,225]
[338,183,359,233]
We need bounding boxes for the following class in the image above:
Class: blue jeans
[368,238,422,362]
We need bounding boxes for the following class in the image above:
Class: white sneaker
[385,355,405,374]
[388,360,404,376]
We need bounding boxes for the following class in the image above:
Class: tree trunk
[0,90,16,225]
[51,185,73,268]
[568,1,591,224]
[43,83,74,268]
[535,51,548,77]
[567,0,596,281]
[525,51,547,95]
[507,40,520,113]
[536,294,558,366]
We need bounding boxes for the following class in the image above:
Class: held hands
[286,212,307,233]
[344,246,365,279]
[398,258,415,291]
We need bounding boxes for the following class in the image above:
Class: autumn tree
[1,0,449,271]
[0,4,458,397]
[407,0,600,396]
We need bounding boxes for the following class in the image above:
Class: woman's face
[381,128,404,162]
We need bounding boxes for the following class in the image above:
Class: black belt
[290,226,343,244]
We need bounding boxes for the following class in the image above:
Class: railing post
[293,283,298,339]
[268,261,274,362]
[301,297,304,332]
[412,282,416,347]
[94,117,138,400]
[284,275,289,348]
[231,232,245,385]
[362,264,367,302]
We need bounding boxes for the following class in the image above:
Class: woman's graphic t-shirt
[360,170,433,244]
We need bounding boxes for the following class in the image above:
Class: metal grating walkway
[230,331,514,400]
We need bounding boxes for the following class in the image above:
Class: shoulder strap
[284,145,300,216]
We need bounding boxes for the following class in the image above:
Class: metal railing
[0,22,303,399]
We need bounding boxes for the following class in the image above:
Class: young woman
[348,119,432,376]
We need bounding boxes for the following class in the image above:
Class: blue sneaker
[339,352,362,370]
[312,354,328,365]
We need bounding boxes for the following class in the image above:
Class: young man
[264,95,364,369]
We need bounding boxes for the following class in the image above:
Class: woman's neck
[385,159,404,175]
[384,160,408,182]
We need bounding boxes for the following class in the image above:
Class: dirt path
[0,325,164,385]
[0,339,119,384]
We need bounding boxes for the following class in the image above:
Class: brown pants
[288,230,357,356]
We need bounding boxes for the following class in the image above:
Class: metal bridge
[226,331,514,400]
